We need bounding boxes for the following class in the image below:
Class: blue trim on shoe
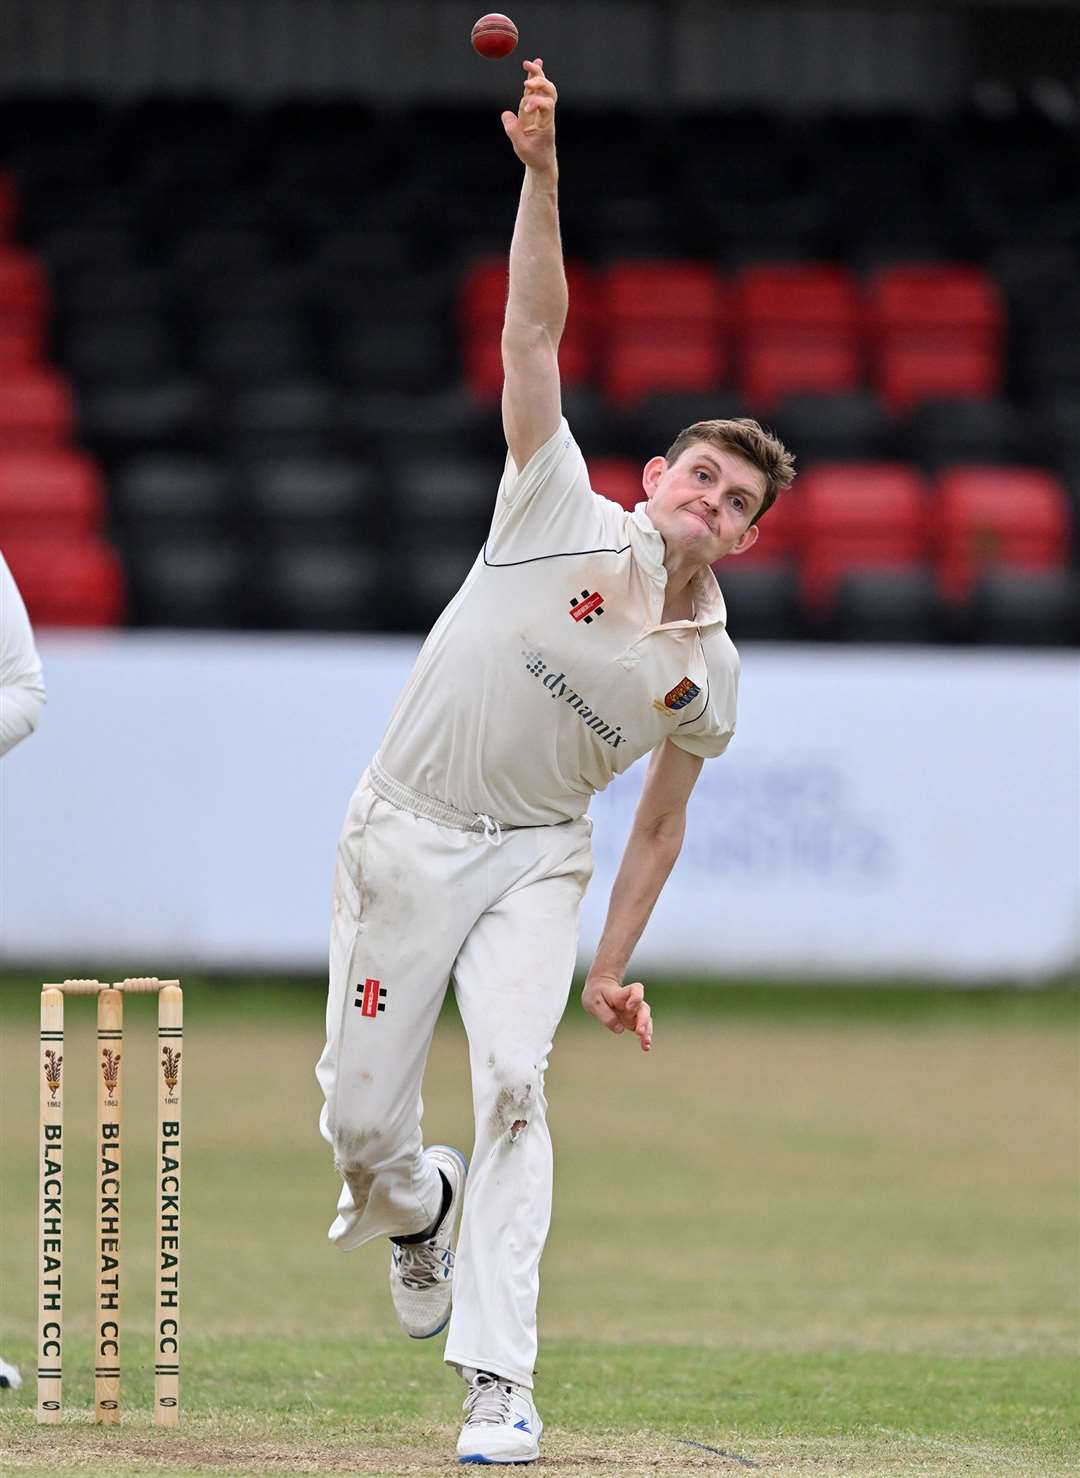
[409,1310,451,1340]
[458,1457,535,1466]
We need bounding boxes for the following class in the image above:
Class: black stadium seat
[906,397,1028,469]
[226,380,340,460]
[60,316,178,387]
[833,570,939,643]
[258,542,382,632]
[713,562,800,642]
[192,318,313,387]
[79,379,211,458]
[113,455,235,538]
[773,391,897,463]
[243,456,378,541]
[970,570,1078,646]
[128,537,248,629]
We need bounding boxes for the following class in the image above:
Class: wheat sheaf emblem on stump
[44,1050,63,1099]
[101,1048,121,1095]
[162,1047,181,1092]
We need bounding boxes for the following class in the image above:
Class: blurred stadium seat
[0,449,104,539]
[4,534,125,626]
[793,462,930,624]
[0,368,75,448]
[587,457,642,512]
[935,466,1071,602]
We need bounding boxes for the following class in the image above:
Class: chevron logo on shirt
[569,589,605,623]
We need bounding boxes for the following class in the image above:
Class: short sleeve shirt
[376,419,740,826]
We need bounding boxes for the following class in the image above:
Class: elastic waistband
[368,758,521,837]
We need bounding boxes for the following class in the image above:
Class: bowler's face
[643,443,764,564]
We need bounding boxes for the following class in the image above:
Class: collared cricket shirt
[375,418,740,826]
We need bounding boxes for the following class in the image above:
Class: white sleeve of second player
[0,551,46,757]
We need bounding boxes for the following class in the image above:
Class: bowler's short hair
[665,418,795,523]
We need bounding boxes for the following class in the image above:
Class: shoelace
[393,1239,452,1291]
[477,813,503,847]
[463,1372,515,1427]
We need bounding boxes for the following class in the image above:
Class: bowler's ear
[730,523,760,555]
[641,455,667,497]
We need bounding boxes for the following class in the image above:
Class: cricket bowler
[316,58,795,1465]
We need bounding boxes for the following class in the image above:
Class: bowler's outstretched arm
[500,59,565,471]
[582,740,706,1051]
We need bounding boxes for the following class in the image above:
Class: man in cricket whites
[0,548,46,1395]
[316,59,794,1465]
[0,549,46,758]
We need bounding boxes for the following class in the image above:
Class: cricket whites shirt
[375,418,740,826]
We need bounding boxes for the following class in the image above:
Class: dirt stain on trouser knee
[488,1083,533,1144]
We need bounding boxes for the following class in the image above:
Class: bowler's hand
[582,973,653,1052]
[502,59,557,171]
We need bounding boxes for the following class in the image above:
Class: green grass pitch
[1,977,1077,1475]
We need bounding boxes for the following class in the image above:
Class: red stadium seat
[867,264,1004,412]
[935,466,1071,602]
[876,342,1000,412]
[738,265,860,332]
[460,258,509,330]
[595,263,730,409]
[588,456,642,512]
[0,248,48,330]
[598,261,730,333]
[0,450,106,539]
[740,336,862,410]
[867,266,1004,340]
[3,536,126,627]
[794,461,930,614]
[0,323,44,370]
[732,478,799,565]
[602,336,726,408]
[0,370,76,448]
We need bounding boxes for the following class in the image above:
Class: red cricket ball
[471,12,519,59]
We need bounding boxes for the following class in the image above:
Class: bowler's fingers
[522,59,557,100]
[635,1001,653,1052]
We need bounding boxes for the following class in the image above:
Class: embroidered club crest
[654,676,701,714]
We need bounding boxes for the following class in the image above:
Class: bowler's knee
[481,1057,542,1143]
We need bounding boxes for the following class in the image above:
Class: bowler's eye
[731,495,745,512]
[695,468,711,483]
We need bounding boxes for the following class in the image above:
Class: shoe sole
[458,1457,538,1465]
[402,1144,468,1341]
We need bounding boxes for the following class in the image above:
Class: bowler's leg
[316,782,474,1247]
[445,820,593,1387]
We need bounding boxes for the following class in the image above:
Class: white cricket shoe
[0,1357,22,1390]
[457,1369,542,1465]
[388,1144,467,1339]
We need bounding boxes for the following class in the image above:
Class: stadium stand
[0,91,1074,642]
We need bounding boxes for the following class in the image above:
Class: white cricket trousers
[316,765,593,1389]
